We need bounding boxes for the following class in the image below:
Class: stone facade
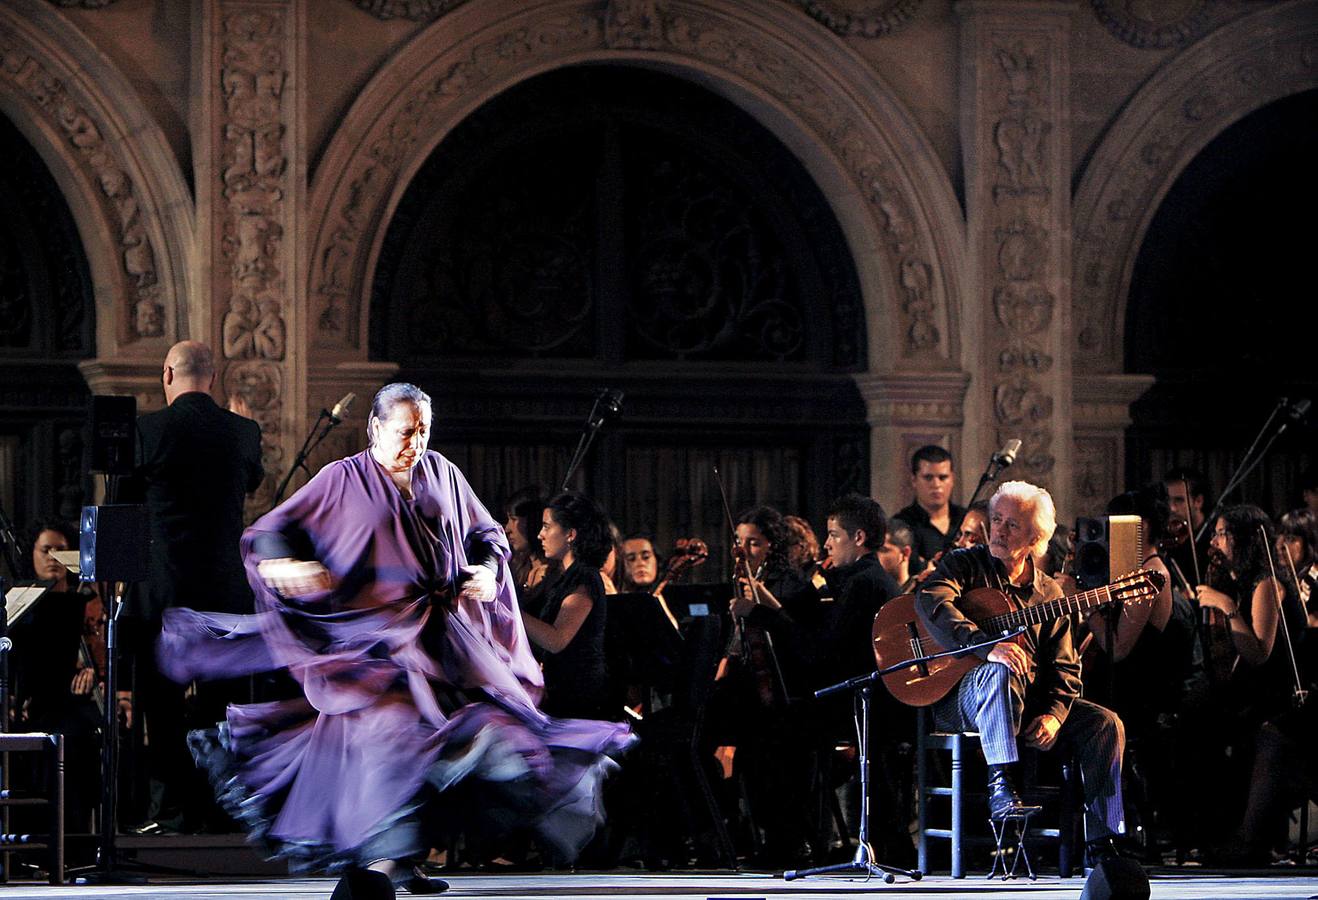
[4,0,1314,516]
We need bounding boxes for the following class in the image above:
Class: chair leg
[50,734,64,885]
[951,734,964,879]
[916,723,929,876]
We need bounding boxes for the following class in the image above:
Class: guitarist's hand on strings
[987,641,1031,677]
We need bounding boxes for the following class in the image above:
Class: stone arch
[307,0,966,377]
[0,0,194,387]
[1073,0,1318,372]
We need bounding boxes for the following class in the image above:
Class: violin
[1198,546,1239,685]
[1158,514,1192,557]
[651,537,709,597]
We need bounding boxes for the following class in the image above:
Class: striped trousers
[932,661,1127,840]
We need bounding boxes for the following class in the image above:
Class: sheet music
[5,584,49,625]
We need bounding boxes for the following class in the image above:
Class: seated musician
[915,481,1129,862]
[12,520,130,833]
[878,521,916,592]
[820,493,901,682]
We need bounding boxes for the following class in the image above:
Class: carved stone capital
[77,358,167,414]
[853,371,971,427]
[1072,372,1154,430]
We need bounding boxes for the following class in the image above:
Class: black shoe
[394,866,449,895]
[1086,835,1141,867]
[331,870,396,900]
[986,764,1042,819]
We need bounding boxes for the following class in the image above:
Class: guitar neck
[981,582,1116,634]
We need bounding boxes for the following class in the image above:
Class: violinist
[783,515,824,585]
[1275,508,1318,624]
[954,500,991,549]
[1175,505,1307,858]
[11,520,126,833]
[620,535,661,594]
[878,521,916,592]
[819,494,915,868]
[503,488,556,613]
[1163,466,1212,586]
[522,492,613,719]
[719,504,820,867]
[820,494,901,683]
[1194,505,1305,721]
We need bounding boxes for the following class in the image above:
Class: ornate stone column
[957,0,1076,515]
[194,0,306,514]
[855,371,971,510]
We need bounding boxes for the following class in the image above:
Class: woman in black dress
[521,492,612,720]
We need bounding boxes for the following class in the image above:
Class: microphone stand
[949,450,1015,539]
[784,627,1029,884]
[271,409,343,508]
[1196,399,1309,543]
[560,391,622,492]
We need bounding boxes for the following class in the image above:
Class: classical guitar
[870,568,1165,707]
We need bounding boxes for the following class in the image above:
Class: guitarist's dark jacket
[914,543,1083,725]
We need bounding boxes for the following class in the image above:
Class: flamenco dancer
[158,383,633,899]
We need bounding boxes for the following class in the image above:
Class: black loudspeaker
[80,505,149,583]
[1079,857,1150,900]
[90,395,137,475]
[1073,515,1144,590]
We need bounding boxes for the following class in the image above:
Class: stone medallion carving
[310,0,959,363]
[1090,0,1212,50]
[1073,3,1318,368]
[793,0,924,38]
[45,0,119,7]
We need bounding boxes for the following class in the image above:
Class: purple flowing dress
[157,449,632,872]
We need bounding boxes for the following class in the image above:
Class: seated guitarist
[915,480,1129,863]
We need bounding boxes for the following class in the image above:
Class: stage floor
[0,871,1314,899]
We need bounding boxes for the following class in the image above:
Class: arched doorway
[0,110,96,527]
[371,65,867,557]
[1126,89,1318,514]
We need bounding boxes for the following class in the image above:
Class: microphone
[328,392,355,425]
[991,438,1022,468]
[588,388,625,428]
[1277,397,1310,438]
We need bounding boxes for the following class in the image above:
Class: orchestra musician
[915,481,1129,864]
[893,445,964,571]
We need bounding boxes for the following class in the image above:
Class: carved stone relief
[214,5,293,515]
[1073,10,1318,367]
[979,32,1061,486]
[0,26,163,341]
[312,0,950,361]
[794,0,923,38]
[1090,0,1211,50]
[352,0,468,22]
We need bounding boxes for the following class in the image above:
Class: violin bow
[1259,524,1308,708]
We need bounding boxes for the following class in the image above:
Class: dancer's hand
[458,565,497,603]
[258,558,333,597]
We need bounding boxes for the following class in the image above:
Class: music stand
[784,627,1027,884]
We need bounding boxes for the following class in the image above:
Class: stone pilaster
[194,0,307,513]
[855,371,971,510]
[1072,372,1154,518]
[957,0,1076,515]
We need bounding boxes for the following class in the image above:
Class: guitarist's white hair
[990,480,1057,559]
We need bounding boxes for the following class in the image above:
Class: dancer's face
[370,401,430,473]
